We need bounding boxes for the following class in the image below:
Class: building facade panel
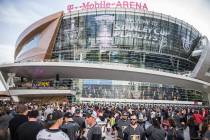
[15,11,64,62]
[52,9,201,73]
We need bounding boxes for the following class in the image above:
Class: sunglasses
[131,119,137,120]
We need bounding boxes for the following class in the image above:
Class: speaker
[56,74,60,81]
[21,77,24,82]
[69,79,73,86]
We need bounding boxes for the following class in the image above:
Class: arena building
[0,8,210,105]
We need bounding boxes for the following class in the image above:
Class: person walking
[86,110,102,140]
[61,112,80,140]
[123,114,146,140]
[36,113,69,140]
[0,107,12,140]
[145,117,165,140]
[15,110,44,140]
[9,104,28,140]
[73,108,86,139]
[117,112,130,140]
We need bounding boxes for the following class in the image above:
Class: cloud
[0,1,45,47]
[0,2,40,26]
[0,0,69,46]
[0,44,14,64]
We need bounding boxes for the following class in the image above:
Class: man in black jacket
[9,104,28,140]
[15,110,44,140]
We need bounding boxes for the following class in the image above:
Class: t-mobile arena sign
[67,1,148,12]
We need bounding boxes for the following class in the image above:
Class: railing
[80,97,203,105]
[9,86,73,90]
[14,59,192,76]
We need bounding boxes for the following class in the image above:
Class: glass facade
[11,77,208,104]
[52,10,201,73]
[50,10,206,103]
[82,80,207,103]
[17,34,41,58]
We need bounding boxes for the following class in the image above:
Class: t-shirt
[36,129,70,140]
[146,126,165,140]
[0,114,12,129]
[9,114,28,140]
[73,116,86,129]
[87,124,102,140]
[123,124,146,140]
[16,121,44,140]
[61,121,80,140]
[117,119,130,138]
[204,130,210,140]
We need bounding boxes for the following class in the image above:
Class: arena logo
[113,18,170,42]
[67,1,148,12]
[182,31,192,52]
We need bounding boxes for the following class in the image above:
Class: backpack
[167,127,176,140]
[147,126,165,140]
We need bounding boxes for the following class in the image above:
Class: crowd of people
[0,101,210,140]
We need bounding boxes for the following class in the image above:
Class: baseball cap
[75,108,81,113]
[86,109,93,116]
[28,110,39,118]
[51,111,63,121]
[46,112,63,127]
[86,109,97,118]
[122,112,129,116]
[64,112,73,118]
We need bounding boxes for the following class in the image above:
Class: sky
[0,0,209,64]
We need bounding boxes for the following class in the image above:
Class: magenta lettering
[95,2,100,8]
[143,3,148,11]
[81,2,90,10]
[89,3,94,9]
[67,1,149,12]
[116,1,123,8]
[123,1,129,8]
[106,2,111,8]
[67,4,74,12]
[135,2,142,9]
[129,2,135,9]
